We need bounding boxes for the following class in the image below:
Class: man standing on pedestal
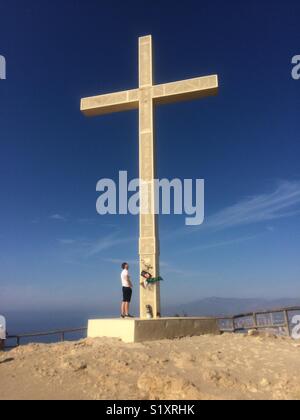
[120,263,134,318]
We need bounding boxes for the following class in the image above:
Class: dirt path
[1,333,300,400]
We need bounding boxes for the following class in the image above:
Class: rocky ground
[1,332,300,400]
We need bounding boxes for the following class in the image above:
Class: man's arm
[126,271,133,288]
[128,276,133,288]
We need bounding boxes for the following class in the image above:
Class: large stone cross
[81,35,218,319]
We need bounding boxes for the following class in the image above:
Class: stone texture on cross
[81,35,218,319]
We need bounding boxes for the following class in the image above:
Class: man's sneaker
[121,314,125,319]
[125,314,134,318]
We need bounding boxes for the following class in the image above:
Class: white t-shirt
[121,269,131,288]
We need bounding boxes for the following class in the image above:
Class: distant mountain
[165,297,300,317]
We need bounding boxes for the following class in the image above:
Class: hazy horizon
[2,296,300,338]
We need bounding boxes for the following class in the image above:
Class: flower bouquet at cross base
[140,270,164,289]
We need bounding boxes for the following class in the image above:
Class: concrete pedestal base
[88,317,220,343]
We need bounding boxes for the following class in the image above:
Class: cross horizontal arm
[81,89,140,117]
[152,75,218,106]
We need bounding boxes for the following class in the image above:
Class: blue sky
[0,0,300,313]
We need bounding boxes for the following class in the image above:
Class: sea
[2,303,299,347]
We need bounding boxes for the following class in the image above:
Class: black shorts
[122,287,132,303]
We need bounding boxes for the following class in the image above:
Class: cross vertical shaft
[138,36,160,319]
[80,34,219,321]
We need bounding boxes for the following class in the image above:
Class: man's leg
[125,302,129,315]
